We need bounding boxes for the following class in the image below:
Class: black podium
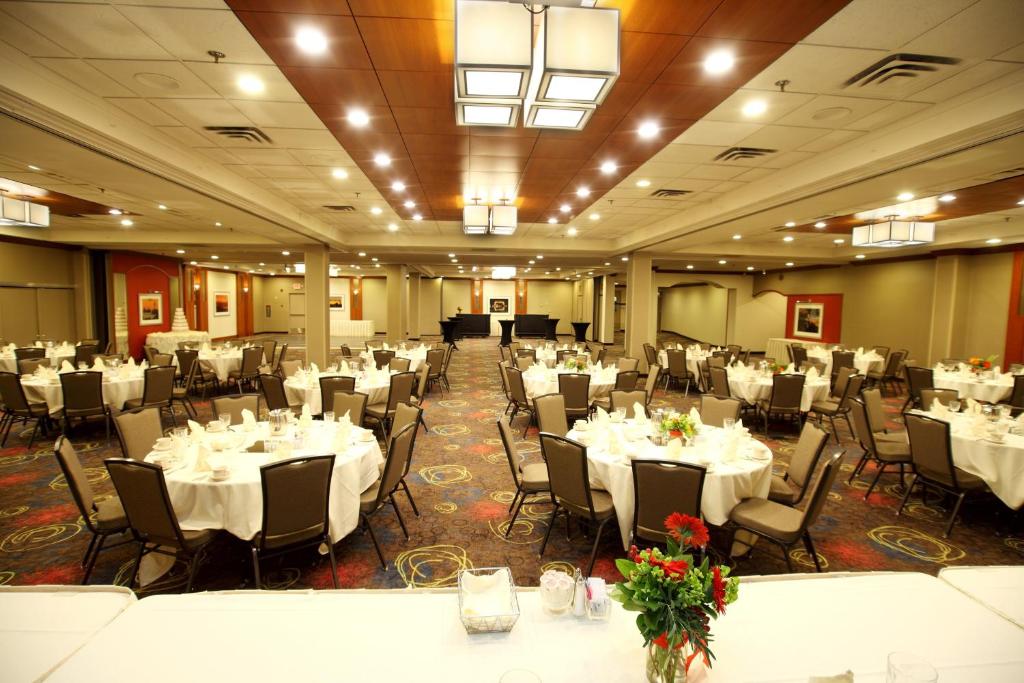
[498,319,515,346]
[544,318,560,341]
[571,321,590,343]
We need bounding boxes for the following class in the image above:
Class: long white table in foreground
[45,572,1024,682]
[0,585,135,683]
[939,565,1024,628]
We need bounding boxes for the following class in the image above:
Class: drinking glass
[948,400,961,414]
[172,426,188,441]
[323,411,335,424]
[78,362,87,370]
[886,652,937,683]
[723,417,736,431]
[614,408,627,422]
[998,404,1011,420]
[218,412,231,428]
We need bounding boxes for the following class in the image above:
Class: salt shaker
[572,568,586,617]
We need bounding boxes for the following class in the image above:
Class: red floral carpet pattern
[0,337,1021,593]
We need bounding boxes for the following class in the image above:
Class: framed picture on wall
[138,292,163,326]
[329,295,345,310]
[214,292,230,317]
[489,298,509,314]
[793,302,824,339]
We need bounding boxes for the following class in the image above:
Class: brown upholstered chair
[171,357,199,419]
[211,394,260,425]
[18,357,51,375]
[609,390,648,418]
[227,347,264,393]
[699,395,741,428]
[385,402,422,516]
[261,339,277,366]
[113,407,164,461]
[1005,374,1024,416]
[389,357,411,373]
[898,413,989,538]
[534,393,568,436]
[498,417,551,537]
[709,365,731,399]
[789,345,807,367]
[555,349,574,363]
[902,366,934,413]
[372,349,395,370]
[497,361,513,416]
[630,459,705,546]
[333,391,368,427]
[0,371,49,447]
[409,363,431,433]
[538,432,617,575]
[587,343,605,365]
[278,359,301,379]
[868,349,906,396]
[425,348,447,394]
[365,371,416,436]
[60,371,112,442]
[828,366,858,401]
[14,347,45,362]
[124,366,177,426]
[515,355,534,371]
[643,363,662,405]
[272,343,289,376]
[642,343,658,369]
[616,356,639,373]
[664,349,696,394]
[830,351,855,390]
[175,349,218,398]
[505,366,535,437]
[729,452,843,572]
[359,422,419,567]
[861,387,907,445]
[340,344,353,358]
[768,422,830,506]
[809,373,864,443]
[259,373,293,412]
[847,397,911,497]
[319,376,356,416]
[74,344,99,367]
[105,458,216,591]
[151,353,174,368]
[757,374,806,436]
[558,372,591,422]
[920,388,959,409]
[252,454,337,588]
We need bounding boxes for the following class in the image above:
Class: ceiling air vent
[203,126,272,143]
[714,147,776,162]
[651,189,691,198]
[843,53,960,88]
[322,205,356,212]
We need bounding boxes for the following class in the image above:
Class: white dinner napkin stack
[187,419,206,437]
[33,365,56,381]
[310,362,320,377]
[784,362,797,374]
[856,347,864,355]
[664,438,684,459]
[194,443,212,472]
[929,399,950,419]
[241,409,257,431]
[60,360,75,373]
[34,340,43,348]
[200,342,212,354]
[2,343,15,353]
[688,406,703,428]
[633,404,649,426]
[300,404,313,427]
[806,366,820,382]
[594,406,610,425]
[91,357,105,371]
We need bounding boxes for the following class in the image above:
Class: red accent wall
[1004,251,1024,365]
[112,252,180,359]
[784,294,843,344]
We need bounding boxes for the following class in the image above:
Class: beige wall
[420,277,441,336]
[0,241,79,343]
[441,278,471,319]
[527,280,573,334]
[960,252,1012,362]
[362,277,387,332]
[659,284,729,345]
[252,275,295,333]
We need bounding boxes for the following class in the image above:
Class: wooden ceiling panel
[348,0,454,21]
[228,0,350,15]
[376,70,453,108]
[391,106,464,136]
[233,12,371,69]
[469,156,528,174]
[410,154,471,175]
[606,0,721,36]
[355,17,453,71]
[311,103,400,135]
[468,136,537,159]
[658,37,793,88]
[619,32,691,83]
[402,133,469,156]
[698,0,853,43]
[281,66,386,105]
[629,84,735,122]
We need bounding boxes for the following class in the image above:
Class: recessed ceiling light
[387,223,398,232]
[189,260,197,266]
[1017,199,1024,206]
[567,227,578,237]
[358,251,367,257]
[814,221,826,228]
[938,193,956,202]
[576,187,591,198]
[451,258,458,263]
[621,256,629,262]
[785,221,796,228]
[785,262,794,267]
[536,255,544,260]
[986,238,1003,245]
[109,209,122,215]
[412,213,422,221]
[27,164,40,171]
[375,263,381,268]
[833,238,845,244]
[347,109,370,127]
[732,234,742,240]
[559,204,571,213]
[472,266,479,272]
[331,168,348,180]
[370,207,382,215]
[175,249,185,254]
[373,153,391,167]
[547,217,557,224]
[703,50,735,75]
[295,27,328,55]
[686,264,694,270]
[211,255,219,260]
[215,222,222,227]
[746,266,755,271]
[528,260,535,265]
[448,253,455,258]
[636,179,651,188]
[223,265,229,270]
[259,262,265,266]
[587,271,594,275]
[855,254,866,259]
[897,192,915,201]
[371,257,379,262]
[589,213,600,220]
[638,121,659,139]
[783,236,794,242]
[600,161,617,174]
[158,204,167,210]
[555,267,561,271]
[391,181,406,192]
[236,74,265,94]
[718,260,727,265]
[120,219,133,227]
[403,200,416,209]
[281,251,290,256]
[742,99,767,117]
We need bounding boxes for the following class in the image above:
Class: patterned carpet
[0,335,1021,593]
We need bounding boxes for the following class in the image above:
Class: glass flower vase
[646,643,687,683]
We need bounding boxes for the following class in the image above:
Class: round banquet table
[145,331,210,355]
[728,372,830,412]
[21,371,144,415]
[806,347,884,376]
[0,347,76,374]
[522,367,617,401]
[568,421,773,550]
[284,372,392,415]
[359,346,426,372]
[933,371,1013,403]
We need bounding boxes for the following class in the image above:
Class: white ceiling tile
[221,164,264,179]
[263,129,339,149]
[902,0,1024,60]
[155,125,215,147]
[760,151,817,169]
[0,11,73,57]
[803,0,974,51]
[150,98,251,128]
[773,94,894,129]
[227,149,299,166]
[34,58,135,97]
[653,145,724,165]
[797,129,865,153]
[192,147,245,164]
[230,101,324,129]
[116,6,272,65]
[745,45,897,99]
[89,59,219,98]
[704,89,817,125]
[664,177,719,192]
[994,42,1024,62]
[107,98,182,126]
[849,101,932,131]
[671,120,762,147]
[685,164,750,181]
[738,125,830,151]
[908,60,1022,103]
[187,63,303,103]
[287,149,356,167]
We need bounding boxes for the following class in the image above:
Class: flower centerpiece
[612,514,739,682]
[967,355,996,374]
[659,412,696,440]
[563,356,587,372]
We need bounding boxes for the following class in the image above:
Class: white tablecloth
[658,347,709,380]
[21,371,145,415]
[145,331,210,355]
[360,346,427,372]
[522,367,617,401]
[939,566,1024,628]
[283,372,391,415]
[569,422,772,549]
[934,371,1013,403]
[765,337,815,362]
[0,345,76,374]
[44,573,1024,682]
[525,344,587,368]
[807,347,885,376]
[197,350,242,382]
[147,421,382,542]
[0,585,135,683]
[728,373,830,412]
[330,319,375,338]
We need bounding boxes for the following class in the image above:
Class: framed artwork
[329,295,345,310]
[793,302,824,339]
[214,292,230,316]
[489,298,509,314]
[138,293,163,326]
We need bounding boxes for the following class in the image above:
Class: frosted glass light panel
[852,220,935,247]
[532,6,619,105]
[455,0,533,100]
[490,205,517,236]
[524,102,595,130]
[463,205,490,235]
[456,100,520,128]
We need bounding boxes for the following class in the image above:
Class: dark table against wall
[514,313,548,337]
[498,319,515,346]
[571,321,590,343]
[439,320,459,349]
[544,318,560,341]
[453,313,490,337]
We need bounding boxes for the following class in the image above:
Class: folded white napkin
[664,438,684,459]
[140,360,149,370]
[633,403,649,426]
[194,444,212,472]
[300,404,313,427]
[60,360,75,373]
[127,357,136,368]
[34,341,43,348]
[929,399,949,419]
[993,365,1002,376]
[201,342,211,354]
[784,362,796,374]
[460,568,513,618]
[310,362,320,375]
[688,406,703,428]
[966,397,979,414]
[806,366,820,382]
[3,343,14,353]
[241,409,257,429]
[383,342,390,351]
[594,406,609,424]
[91,358,105,371]
[856,347,864,355]
[187,419,205,436]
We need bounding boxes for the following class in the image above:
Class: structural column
[598,275,615,344]
[927,255,969,365]
[407,272,421,340]
[386,264,408,344]
[71,248,94,340]
[304,245,330,367]
[625,253,655,369]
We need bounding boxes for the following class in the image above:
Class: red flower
[648,556,689,579]
[664,512,710,549]
[712,566,727,614]
[628,544,640,561]
[652,632,686,650]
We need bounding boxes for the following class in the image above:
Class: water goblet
[323,411,335,424]
[947,400,961,414]
[723,417,736,431]
[218,412,231,429]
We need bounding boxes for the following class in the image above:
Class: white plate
[152,440,173,452]
[358,431,377,443]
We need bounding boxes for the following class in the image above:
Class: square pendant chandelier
[0,195,49,227]
[462,203,519,236]
[852,219,935,248]
[454,1,619,130]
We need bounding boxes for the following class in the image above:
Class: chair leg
[828,416,839,444]
[400,479,420,517]
[802,532,822,573]
[184,550,202,592]
[251,546,262,589]
[896,474,919,517]
[81,533,106,584]
[81,533,98,567]
[129,542,145,589]
[362,515,387,569]
[27,418,41,448]
[506,492,527,538]
[864,463,887,500]
[586,518,611,576]
[326,537,339,589]
[538,505,560,558]
[944,492,966,538]
[390,494,410,539]
[781,542,794,572]
[507,489,521,514]
[847,453,868,484]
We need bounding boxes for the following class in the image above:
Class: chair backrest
[373,349,395,369]
[372,422,418,510]
[340,344,353,358]
[239,347,263,376]
[847,397,877,456]
[726,344,741,358]
[211,394,260,425]
[707,355,725,369]
[905,413,963,489]
[614,370,639,391]
[616,357,639,372]
[905,367,934,401]
[78,339,100,346]
[258,455,334,551]
[796,452,843,532]
[535,393,568,435]
[143,346,157,364]
[385,372,417,413]
[389,357,411,373]
[497,418,523,487]
[920,388,958,409]
[770,374,805,411]
[883,349,905,378]
[105,458,188,548]
[790,345,808,366]
[74,344,99,366]
[319,376,355,414]
[388,402,422,451]
[860,387,888,433]
[497,361,511,398]
[832,366,857,398]
[441,344,455,373]
[631,459,705,544]
[0,371,31,412]
[114,407,165,460]
[873,345,890,360]
[839,374,865,410]
[643,364,661,404]
[278,359,302,378]
[506,366,529,405]
[60,371,104,414]
[141,366,176,405]
[413,362,430,400]
[333,391,368,426]
[787,422,830,492]
[556,349,573,363]
[800,360,826,374]
[515,355,533,371]
[588,344,605,365]
[151,353,174,368]
[517,348,537,361]
[642,343,657,367]
[273,343,289,374]
[539,432,596,517]
[260,373,291,411]
[558,373,590,411]
[709,365,730,398]
[54,437,98,527]
[609,390,647,418]
[176,349,199,378]
[1010,375,1024,410]
[261,340,277,366]
[832,351,855,372]
[699,396,741,428]
[18,357,50,375]
[425,349,445,377]
[14,347,46,361]
[665,349,687,377]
